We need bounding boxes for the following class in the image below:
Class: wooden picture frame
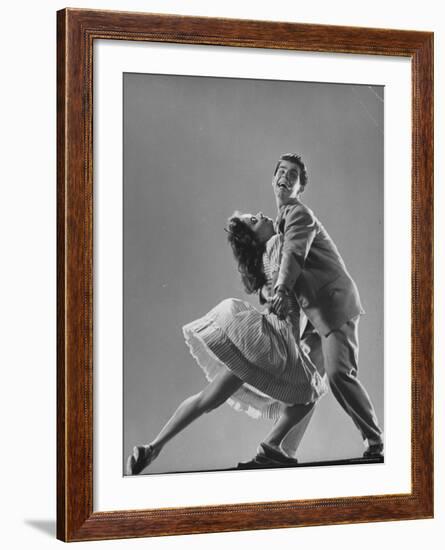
[57,8,433,542]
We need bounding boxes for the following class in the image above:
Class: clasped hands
[268,285,290,320]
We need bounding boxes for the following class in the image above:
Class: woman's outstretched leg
[127,368,243,475]
[151,369,243,450]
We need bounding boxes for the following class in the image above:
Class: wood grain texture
[57,8,434,542]
[56,8,67,541]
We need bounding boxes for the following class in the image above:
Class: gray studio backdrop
[123,72,384,474]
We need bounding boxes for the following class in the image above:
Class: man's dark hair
[273,153,308,189]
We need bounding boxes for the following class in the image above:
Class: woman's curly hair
[226,212,267,294]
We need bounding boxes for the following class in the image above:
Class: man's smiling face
[272,159,303,204]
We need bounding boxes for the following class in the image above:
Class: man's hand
[270,286,290,320]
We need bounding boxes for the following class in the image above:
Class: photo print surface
[123,72,384,475]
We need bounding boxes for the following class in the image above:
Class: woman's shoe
[126,444,156,475]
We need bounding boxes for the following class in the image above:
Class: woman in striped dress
[126,211,327,475]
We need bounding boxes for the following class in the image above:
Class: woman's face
[239,212,275,244]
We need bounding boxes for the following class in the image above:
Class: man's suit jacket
[275,198,364,336]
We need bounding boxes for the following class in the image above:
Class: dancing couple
[126,153,383,475]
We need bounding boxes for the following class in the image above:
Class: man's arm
[270,204,317,319]
[275,204,317,292]
[269,285,290,319]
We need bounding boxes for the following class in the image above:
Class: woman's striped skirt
[183,298,327,420]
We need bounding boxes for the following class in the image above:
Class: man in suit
[269,153,383,458]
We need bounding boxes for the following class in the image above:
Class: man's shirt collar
[277,197,301,211]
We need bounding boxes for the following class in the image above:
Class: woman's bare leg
[280,406,315,458]
[262,402,315,453]
[148,369,243,456]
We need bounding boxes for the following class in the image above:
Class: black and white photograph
[123,73,385,476]
[3,0,440,547]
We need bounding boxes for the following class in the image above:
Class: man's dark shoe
[363,442,384,458]
[237,443,299,469]
[257,443,300,465]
